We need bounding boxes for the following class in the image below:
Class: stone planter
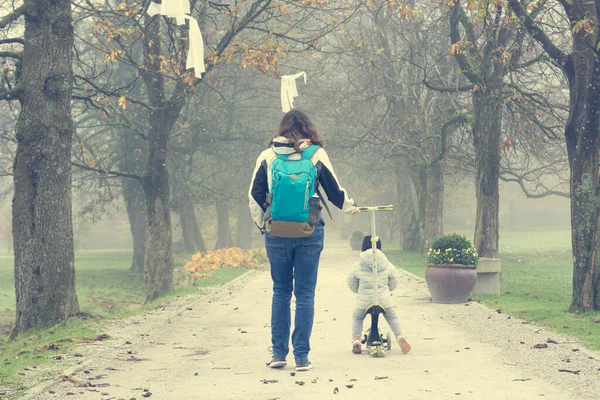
[425,264,477,304]
[472,258,501,295]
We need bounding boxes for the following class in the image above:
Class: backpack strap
[301,144,320,160]
[316,187,334,220]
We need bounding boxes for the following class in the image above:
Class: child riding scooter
[347,205,411,357]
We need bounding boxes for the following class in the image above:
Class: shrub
[351,230,364,241]
[427,234,479,266]
[184,247,267,280]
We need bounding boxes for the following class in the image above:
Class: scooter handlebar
[358,205,394,212]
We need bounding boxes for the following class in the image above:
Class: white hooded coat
[347,249,399,309]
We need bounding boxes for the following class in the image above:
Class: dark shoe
[295,359,312,371]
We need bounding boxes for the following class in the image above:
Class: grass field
[387,230,600,351]
[0,251,247,387]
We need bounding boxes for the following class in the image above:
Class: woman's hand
[346,206,360,216]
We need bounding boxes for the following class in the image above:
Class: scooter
[357,205,394,357]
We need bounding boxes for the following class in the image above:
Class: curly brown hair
[269,110,325,151]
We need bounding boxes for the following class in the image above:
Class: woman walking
[249,110,358,371]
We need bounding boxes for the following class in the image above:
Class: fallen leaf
[495,308,502,314]
[290,372,296,376]
[333,387,339,394]
[546,339,558,344]
[533,344,548,349]
[142,392,152,398]
[311,378,318,383]
[513,378,531,382]
[296,381,305,386]
[349,378,357,382]
[260,379,278,384]
[346,384,354,389]
[375,376,388,380]
[572,348,580,352]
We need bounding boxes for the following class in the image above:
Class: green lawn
[0,251,247,393]
[387,230,600,351]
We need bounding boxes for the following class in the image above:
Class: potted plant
[350,230,364,251]
[426,234,478,303]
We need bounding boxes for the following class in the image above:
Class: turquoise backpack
[270,144,319,223]
[265,144,323,237]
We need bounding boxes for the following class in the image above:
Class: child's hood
[359,249,390,271]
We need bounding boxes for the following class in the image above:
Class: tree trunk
[177,194,206,254]
[123,178,146,274]
[140,15,187,301]
[395,159,421,252]
[424,161,444,252]
[410,164,427,234]
[569,51,600,311]
[215,201,233,249]
[143,109,174,301]
[236,202,254,250]
[473,87,503,258]
[12,0,79,335]
[120,128,147,274]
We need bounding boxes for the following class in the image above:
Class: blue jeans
[266,224,324,362]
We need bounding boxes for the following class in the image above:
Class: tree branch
[449,1,481,85]
[0,4,32,30]
[507,0,571,72]
[0,51,22,59]
[72,162,143,182]
[0,86,22,101]
[0,38,24,45]
[437,113,469,162]
[500,172,569,198]
[422,77,473,93]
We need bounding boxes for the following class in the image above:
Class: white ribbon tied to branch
[146,0,204,78]
[281,71,307,113]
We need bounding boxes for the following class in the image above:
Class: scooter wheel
[386,332,392,351]
[375,344,384,358]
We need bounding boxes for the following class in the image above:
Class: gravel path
[18,241,600,400]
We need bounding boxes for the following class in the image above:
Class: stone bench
[473,257,501,295]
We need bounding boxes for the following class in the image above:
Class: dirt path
[22,241,600,400]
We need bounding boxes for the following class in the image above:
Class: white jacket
[347,249,399,309]
[248,137,356,229]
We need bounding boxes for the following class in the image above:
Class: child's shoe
[352,336,362,354]
[397,335,411,354]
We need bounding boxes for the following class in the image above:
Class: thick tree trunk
[12,0,79,335]
[473,87,502,258]
[569,51,600,311]
[177,194,206,254]
[123,179,146,274]
[215,201,233,249]
[424,161,444,252]
[140,15,187,301]
[143,110,174,301]
[396,159,421,252]
[236,202,254,250]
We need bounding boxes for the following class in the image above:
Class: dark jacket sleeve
[314,149,356,211]
[248,157,268,229]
